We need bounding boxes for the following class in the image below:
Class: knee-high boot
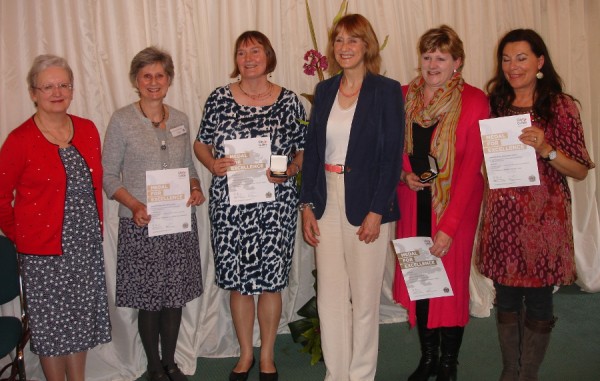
[518,317,555,381]
[408,300,440,381]
[497,311,522,381]
[436,326,464,381]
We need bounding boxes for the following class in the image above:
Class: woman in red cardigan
[392,26,488,381]
[0,55,111,381]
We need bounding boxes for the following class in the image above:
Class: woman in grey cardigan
[102,47,205,381]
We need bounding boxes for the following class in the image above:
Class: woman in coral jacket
[0,55,111,381]
[392,26,488,381]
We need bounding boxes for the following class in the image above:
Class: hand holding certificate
[479,114,540,189]
[393,237,453,301]
[146,168,191,237]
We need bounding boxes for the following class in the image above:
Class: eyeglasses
[33,83,74,94]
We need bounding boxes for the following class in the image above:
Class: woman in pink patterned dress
[477,29,595,381]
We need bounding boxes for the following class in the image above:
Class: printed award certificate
[224,137,275,205]
[479,114,540,189]
[146,168,191,237]
[392,237,454,301]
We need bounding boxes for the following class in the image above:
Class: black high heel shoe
[259,363,278,381]
[228,357,255,381]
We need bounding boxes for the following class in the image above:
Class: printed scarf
[404,72,464,221]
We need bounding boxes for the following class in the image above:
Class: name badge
[170,125,186,137]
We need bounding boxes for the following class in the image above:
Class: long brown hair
[326,14,381,75]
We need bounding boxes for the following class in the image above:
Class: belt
[325,163,345,174]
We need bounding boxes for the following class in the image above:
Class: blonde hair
[418,25,465,71]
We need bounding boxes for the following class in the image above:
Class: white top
[325,93,357,165]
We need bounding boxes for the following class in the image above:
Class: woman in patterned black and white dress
[0,55,111,381]
[194,31,306,381]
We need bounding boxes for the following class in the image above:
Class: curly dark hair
[486,29,574,121]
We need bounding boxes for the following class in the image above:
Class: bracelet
[290,161,301,174]
[191,186,202,193]
[298,202,315,211]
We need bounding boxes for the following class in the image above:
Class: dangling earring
[237,75,241,82]
[536,71,544,80]
[268,72,273,79]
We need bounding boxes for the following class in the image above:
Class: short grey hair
[129,46,174,89]
[27,54,74,89]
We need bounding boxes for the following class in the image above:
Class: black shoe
[259,364,278,381]
[229,357,255,381]
[164,363,187,381]
[408,355,439,381]
[147,370,170,381]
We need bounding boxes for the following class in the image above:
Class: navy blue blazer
[300,72,405,226]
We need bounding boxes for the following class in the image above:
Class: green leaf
[297,296,318,318]
[332,0,349,26]
[305,0,319,52]
[380,35,389,51]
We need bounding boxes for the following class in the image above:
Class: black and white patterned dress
[19,146,111,356]
[198,85,306,295]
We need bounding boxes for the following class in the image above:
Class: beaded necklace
[139,101,166,128]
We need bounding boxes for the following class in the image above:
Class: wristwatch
[543,147,557,161]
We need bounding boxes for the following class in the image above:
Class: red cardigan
[393,83,489,328]
[0,115,103,255]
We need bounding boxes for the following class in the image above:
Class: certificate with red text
[146,168,191,237]
[479,114,540,189]
[393,237,454,301]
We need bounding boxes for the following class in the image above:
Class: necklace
[139,101,166,128]
[238,81,273,100]
[339,77,362,98]
[36,114,73,146]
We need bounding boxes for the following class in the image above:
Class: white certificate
[479,114,540,189]
[145,168,191,237]
[224,137,275,205]
[392,237,454,301]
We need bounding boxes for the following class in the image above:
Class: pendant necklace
[238,81,273,100]
[139,101,166,128]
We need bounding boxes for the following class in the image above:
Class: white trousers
[316,172,390,381]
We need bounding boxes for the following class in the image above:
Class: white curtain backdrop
[1,1,598,380]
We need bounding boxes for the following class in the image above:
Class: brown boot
[518,317,555,381]
[496,311,521,381]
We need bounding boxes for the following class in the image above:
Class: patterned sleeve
[552,94,595,169]
[197,88,221,146]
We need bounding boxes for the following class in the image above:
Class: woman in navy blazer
[299,14,404,381]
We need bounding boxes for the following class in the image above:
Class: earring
[536,71,544,80]
[237,75,241,82]
[269,72,273,78]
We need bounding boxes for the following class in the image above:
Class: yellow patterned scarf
[404,72,464,221]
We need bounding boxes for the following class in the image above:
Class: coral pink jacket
[393,83,488,328]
